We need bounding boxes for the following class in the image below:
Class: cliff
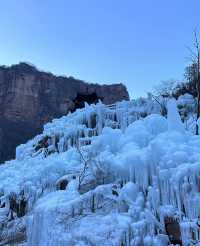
[0,62,129,163]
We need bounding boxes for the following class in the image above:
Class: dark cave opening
[73,92,102,110]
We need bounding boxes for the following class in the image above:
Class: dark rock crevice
[73,92,101,110]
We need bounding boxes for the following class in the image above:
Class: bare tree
[76,146,108,190]
[153,79,177,98]
[149,93,167,116]
[150,79,177,116]
[186,29,200,134]
[76,146,89,190]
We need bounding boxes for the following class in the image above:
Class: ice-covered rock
[0,99,200,245]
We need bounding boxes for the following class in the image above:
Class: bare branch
[186,45,198,60]
[150,93,162,107]
[76,146,89,189]
[194,29,200,50]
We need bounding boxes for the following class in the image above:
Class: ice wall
[0,97,199,245]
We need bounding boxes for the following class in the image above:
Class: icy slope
[0,99,160,245]
[0,98,200,245]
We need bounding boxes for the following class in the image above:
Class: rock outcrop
[0,62,129,163]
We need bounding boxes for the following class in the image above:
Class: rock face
[0,62,129,163]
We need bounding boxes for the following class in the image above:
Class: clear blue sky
[0,0,200,98]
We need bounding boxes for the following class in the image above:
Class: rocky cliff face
[0,62,129,163]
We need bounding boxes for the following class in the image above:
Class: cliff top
[0,62,128,89]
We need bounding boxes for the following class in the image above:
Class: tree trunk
[196,52,200,135]
[196,94,200,134]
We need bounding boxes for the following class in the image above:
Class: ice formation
[0,96,200,245]
[167,98,185,133]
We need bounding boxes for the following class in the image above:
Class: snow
[0,149,80,212]
[177,93,195,107]
[27,185,132,246]
[167,98,185,133]
[0,98,200,245]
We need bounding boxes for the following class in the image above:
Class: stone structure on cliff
[0,62,129,163]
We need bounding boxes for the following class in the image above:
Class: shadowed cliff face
[0,63,129,163]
